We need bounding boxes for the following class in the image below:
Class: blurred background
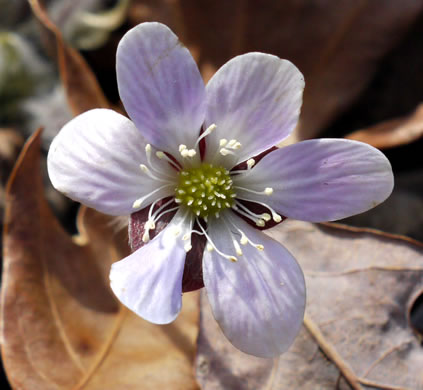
[2,0,423,388]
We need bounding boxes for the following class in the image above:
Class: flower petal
[204,53,304,167]
[233,139,394,222]
[47,109,175,216]
[110,209,191,324]
[117,22,206,157]
[203,213,305,357]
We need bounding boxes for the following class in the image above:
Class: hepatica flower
[48,22,394,357]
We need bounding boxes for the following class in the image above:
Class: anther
[261,213,271,221]
[224,217,265,253]
[233,240,243,256]
[247,159,255,169]
[220,148,236,156]
[179,144,196,158]
[142,231,150,243]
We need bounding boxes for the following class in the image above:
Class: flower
[47,22,394,358]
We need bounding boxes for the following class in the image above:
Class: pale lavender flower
[47,22,394,357]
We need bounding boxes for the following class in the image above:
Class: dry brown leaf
[144,0,423,140]
[1,129,200,390]
[28,0,110,115]
[345,103,423,149]
[196,220,423,390]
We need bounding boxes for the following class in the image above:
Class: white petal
[204,53,304,167]
[110,209,192,324]
[233,139,394,222]
[117,22,206,157]
[203,213,305,357]
[47,109,176,216]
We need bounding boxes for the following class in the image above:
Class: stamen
[144,144,177,178]
[236,196,282,222]
[139,164,174,183]
[233,239,243,256]
[179,144,196,158]
[232,202,266,227]
[197,219,237,262]
[224,216,265,251]
[153,206,179,223]
[217,137,242,157]
[132,183,174,209]
[142,199,178,243]
[226,139,242,149]
[195,123,217,148]
[233,185,274,196]
[220,148,236,156]
[142,219,156,243]
[247,159,255,169]
[155,150,181,171]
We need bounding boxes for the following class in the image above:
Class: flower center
[175,163,236,218]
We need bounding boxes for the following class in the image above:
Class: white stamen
[232,202,266,226]
[184,243,192,252]
[197,219,237,263]
[143,144,177,179]
[132,184,174,209]
[195,123,217,148]
[224,216,265,252]
[233,239,243,256]
[153,206,179,223]
[142,231,150,243]
[261,213,271,221]
[233,185,274,196]
[219,138,227,147]
[179,144,196,158]
[155,150,180,171]
[247,159,255,169]
[139,164,173,183]
[220,148,236,156]
[236,196,282,222]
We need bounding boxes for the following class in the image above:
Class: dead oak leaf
[196,220,423,390]
[1,129,200,390]
[345,103,423,149]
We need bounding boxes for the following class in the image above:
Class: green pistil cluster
[175,163,236,218]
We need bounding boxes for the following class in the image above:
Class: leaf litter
[196,220,423,390]
[0,129,200,390]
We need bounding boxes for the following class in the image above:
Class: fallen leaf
[196,220,423,390]
[28,0,110,115]
[1,129,200,390]
[345,103,423,149]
